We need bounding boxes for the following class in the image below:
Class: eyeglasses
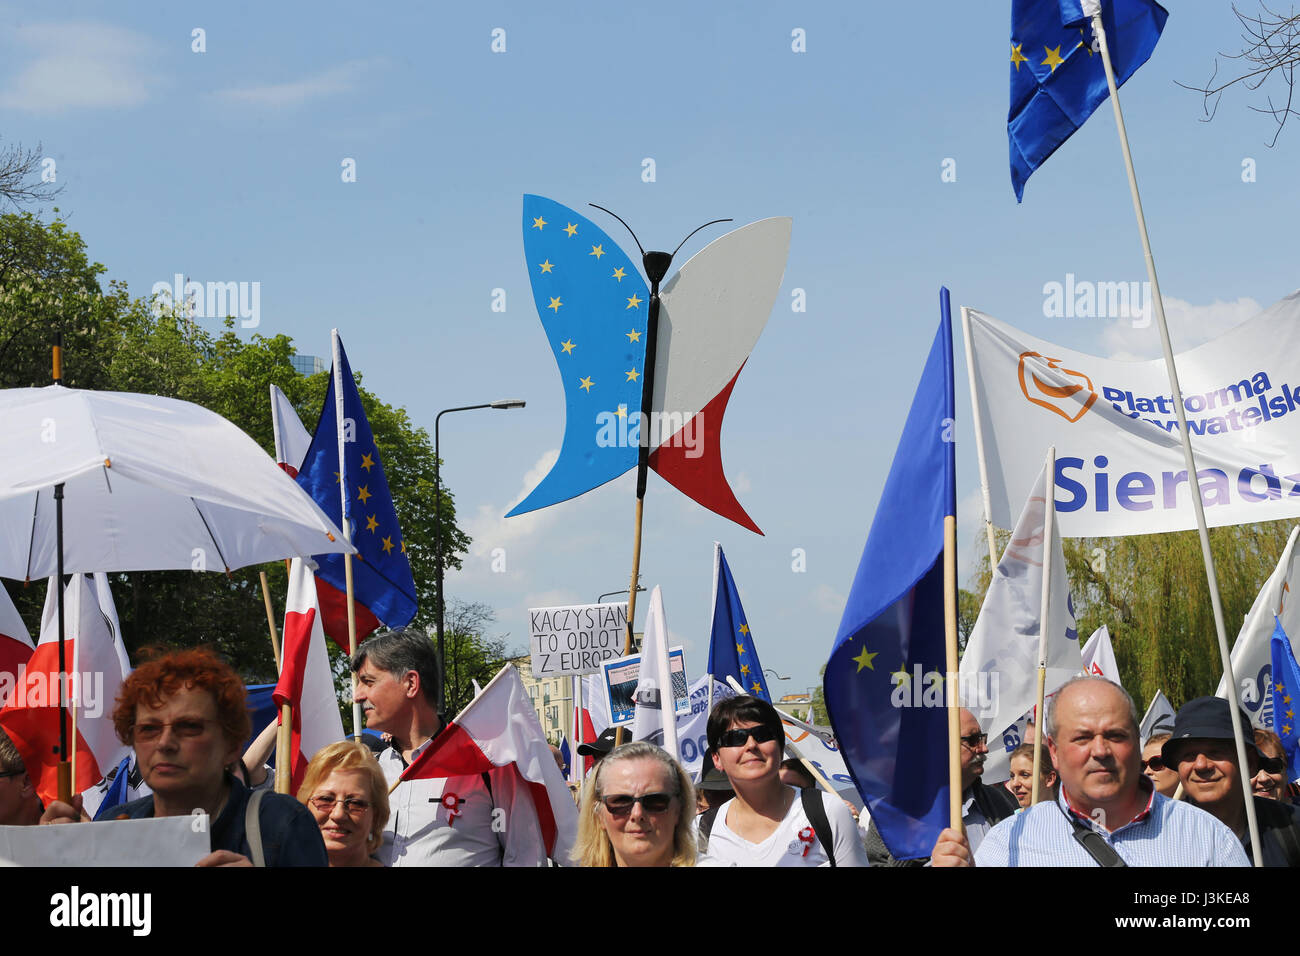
[717,725,779,749]
[959,732,988,749]
[309,795,372,816]
[132,718,218,741]
[0,770,22,780]
[1141,756,1166,772]
[599,793,674,817]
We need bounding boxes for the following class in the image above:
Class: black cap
[1161,696,1259,765]
[577,726,620,758]
[696,766,735,792]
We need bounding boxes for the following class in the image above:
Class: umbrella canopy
[0,385,354,578]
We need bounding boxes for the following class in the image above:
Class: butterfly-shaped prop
[507,194,790,534]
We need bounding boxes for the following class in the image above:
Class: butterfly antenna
[671,219,732,258]
[588,204,646,259]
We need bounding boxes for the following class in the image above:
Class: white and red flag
[399,664,578,862]
[270,384,312,478]
[273,558,346,793]
[0,573,131,803]
[1081,624,1120,683]
[0,583,33,708]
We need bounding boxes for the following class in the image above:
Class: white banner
[965,293,1300,536]
[1214,525,1300,726]
[527,602,628,678]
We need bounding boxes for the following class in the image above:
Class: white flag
[632,586,679,762]
[269,383,312,477]
[1140,689,1177,746]
[1081,625,1120,683]
[965,294,1300,537]
[1214,525,1300,727]
[960,461,1082,738]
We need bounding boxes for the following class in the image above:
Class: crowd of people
[3,630,1299,867]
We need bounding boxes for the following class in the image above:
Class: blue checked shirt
[974,780,1250,867]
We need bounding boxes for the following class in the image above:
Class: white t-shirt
[697,789,869,867]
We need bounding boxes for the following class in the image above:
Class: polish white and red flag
[273,558,346,792]
[270,384,313,479]
[0,573,131,803]
[0,583,33,708]
[400,664,578,861]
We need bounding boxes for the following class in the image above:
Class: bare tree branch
[1178,3,1300,146]
[0,140,64,210]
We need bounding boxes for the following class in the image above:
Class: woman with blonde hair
[297,740,390,867]
[571,741,696,867]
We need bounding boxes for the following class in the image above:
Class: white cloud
[812,583,844,615]
[731,472,752,495]
[0,22,157,113]
[464,449,560,561]
[214,59,378,108]
[1100,296,1261,361]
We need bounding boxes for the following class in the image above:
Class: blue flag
[296,336,418,640]
[506,195,649,516]
[559,735,572,778]
[823,288,956,860]
[1269,617,1300,782]
[708,543,770,701]
[1009,0,1167,200]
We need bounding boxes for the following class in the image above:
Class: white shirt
[698,788,869,867]
[376,739,549,867]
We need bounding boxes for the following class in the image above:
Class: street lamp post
[434,399,525,715]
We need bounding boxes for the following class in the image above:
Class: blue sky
[3,2,1296,697]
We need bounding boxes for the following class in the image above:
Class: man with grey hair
[353,629,548,866]
[932,676,1249,866]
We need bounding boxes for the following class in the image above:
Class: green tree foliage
[962,520,1293,713]
[0,212,471,683]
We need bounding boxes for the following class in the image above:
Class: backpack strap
[244,788,267,868]
[1057,799,1126,867]
[697,805,719,855]
[799,788,837,867]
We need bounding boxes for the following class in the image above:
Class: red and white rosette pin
[441,792,462,823]
[797,826,815,858]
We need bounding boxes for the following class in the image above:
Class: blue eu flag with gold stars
[506,195,649,516]
[823,288,956,860]
[1010,0,1167,200]
[708,543,770,701]
[296,336,417,643]
[1269,617,1300,782]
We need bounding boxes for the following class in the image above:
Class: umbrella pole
[54,482,71,803]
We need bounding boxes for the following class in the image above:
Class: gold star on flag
[891,662,910,686]
[560,339,575,354]
[381,536,395,555]
[357,484,372,504]
[539,259,554,273]
[333,471,341,484]
[548,296,562,312]
[365,515,379,533]
[1042,45,1064,72]
[401,541,406,553]
[1076,28,1094,56]
[739,624,750,636]
[360,453,374,472]
[1010,42,1028,70]
[1288,710,1295,720]
[564,223,578,237]
[852,646,878,672]
[626,329,640,342]
[590,244,605,259]
[579,376,594,393]
[612,267,626,281]
[751,682,762,694]
[1286,725,1294,735]
[1277,683,1286,693]
[1287,695,1294,704]
[532,216,547,230]
[616,404,627,418]
[740,664,751,676]
[626,368,639,382]
[626,294,642,309]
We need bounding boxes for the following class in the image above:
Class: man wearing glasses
[695,695,867,866]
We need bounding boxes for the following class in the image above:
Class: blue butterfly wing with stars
[507,195,650,517]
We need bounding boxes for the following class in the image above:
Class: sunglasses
[718,725,779,749]
[1142,756,1166,772]
[959,732,988,749]
[599,793,674,817]
[309,795,373,816]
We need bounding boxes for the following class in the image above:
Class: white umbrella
[0,384,354,578]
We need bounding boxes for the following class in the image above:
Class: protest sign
[527,602,628,679]
[600,648,688,727]
[0,815,211,866]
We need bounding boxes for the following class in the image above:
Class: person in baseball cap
[1163,695,1300,866]
[576,727,620,764]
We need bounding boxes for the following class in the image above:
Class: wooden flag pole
[1030,447,1055,807]
[943,513,962,831]
[331,329,364,741]
[274,703,292,795]
[259,571,281,672]
[1090,9,1261,864]
[344,549,361,739]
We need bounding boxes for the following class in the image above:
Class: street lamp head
[490,399,526,409]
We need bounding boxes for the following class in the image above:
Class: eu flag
[1010,0,1167,200]
[708,543,770,701]
[823,288,956,860]
[1269,617,1300,782]
[296,336,417,643]
[506,195,649,516]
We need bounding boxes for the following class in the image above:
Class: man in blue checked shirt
[932,676,1249,867]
